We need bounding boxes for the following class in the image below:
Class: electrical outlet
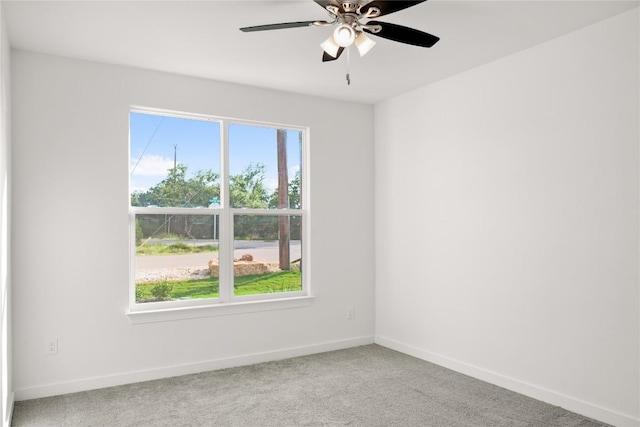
[46,337,58,355]
[347,306,355,320]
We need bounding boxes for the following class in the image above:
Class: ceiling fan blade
[359,1,427,18]
[240,21,325,32]
[322,47,345,62]
[313,0,343,13]
[364,21,439,48]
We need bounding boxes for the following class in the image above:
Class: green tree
[229,163,269,209]
[133,164,219,208]
[268,172,301,209]
[132,164,219,239]
[230,163,276,239]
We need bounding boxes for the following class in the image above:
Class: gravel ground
[136,267,210,283]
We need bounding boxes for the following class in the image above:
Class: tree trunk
[277,129,290,270]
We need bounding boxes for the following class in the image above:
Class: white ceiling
[4,0,639,104]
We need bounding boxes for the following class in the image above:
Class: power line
[130,116,165,176]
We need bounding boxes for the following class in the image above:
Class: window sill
[126,295,315,324]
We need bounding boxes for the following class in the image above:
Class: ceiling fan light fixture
[354,32,376,56]
[333,24,356,47]
[320,35,341,58]
[240,0,440,68]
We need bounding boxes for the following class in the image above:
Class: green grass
[136,270,301,302]
[234,270,302,295]
[136,242,219,256]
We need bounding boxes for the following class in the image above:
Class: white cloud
[289,164,300,177]
[130,154,173,176]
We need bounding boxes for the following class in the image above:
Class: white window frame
[127,108,313,324]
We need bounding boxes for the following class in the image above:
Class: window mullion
[218,120,231,303]
[218,209,232,303]
[129,212,137,311]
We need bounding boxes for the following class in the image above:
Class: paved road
[136,241,301,270]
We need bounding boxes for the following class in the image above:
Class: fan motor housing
[341,2,360,13]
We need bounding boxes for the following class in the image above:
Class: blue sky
[129,112,302,194]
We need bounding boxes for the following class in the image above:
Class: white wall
[375,9,639,427]
[11,51,375,399]
[0,2,11,426]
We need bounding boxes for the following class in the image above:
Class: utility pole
[173,144,177,171]
[277,130,290,270]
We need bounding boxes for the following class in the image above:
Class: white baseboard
[14,335,375,401]
[375,335,639,427]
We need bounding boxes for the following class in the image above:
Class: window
[129,109,308,316]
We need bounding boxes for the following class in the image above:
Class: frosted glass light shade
[355,32,376,56]
[333,24,356,47]
[320,36,340,58]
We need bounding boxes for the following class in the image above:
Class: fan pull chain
[346,47,351,85]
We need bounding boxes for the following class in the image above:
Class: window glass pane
[129,112,307,310]
[233,215,302,296]
[135,214,219,304]
[229,124,302,209]
[130,112,221,208]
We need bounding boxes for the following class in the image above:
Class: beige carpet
[11,345,610,426]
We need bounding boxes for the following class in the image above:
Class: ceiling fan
[240,1,439,70]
